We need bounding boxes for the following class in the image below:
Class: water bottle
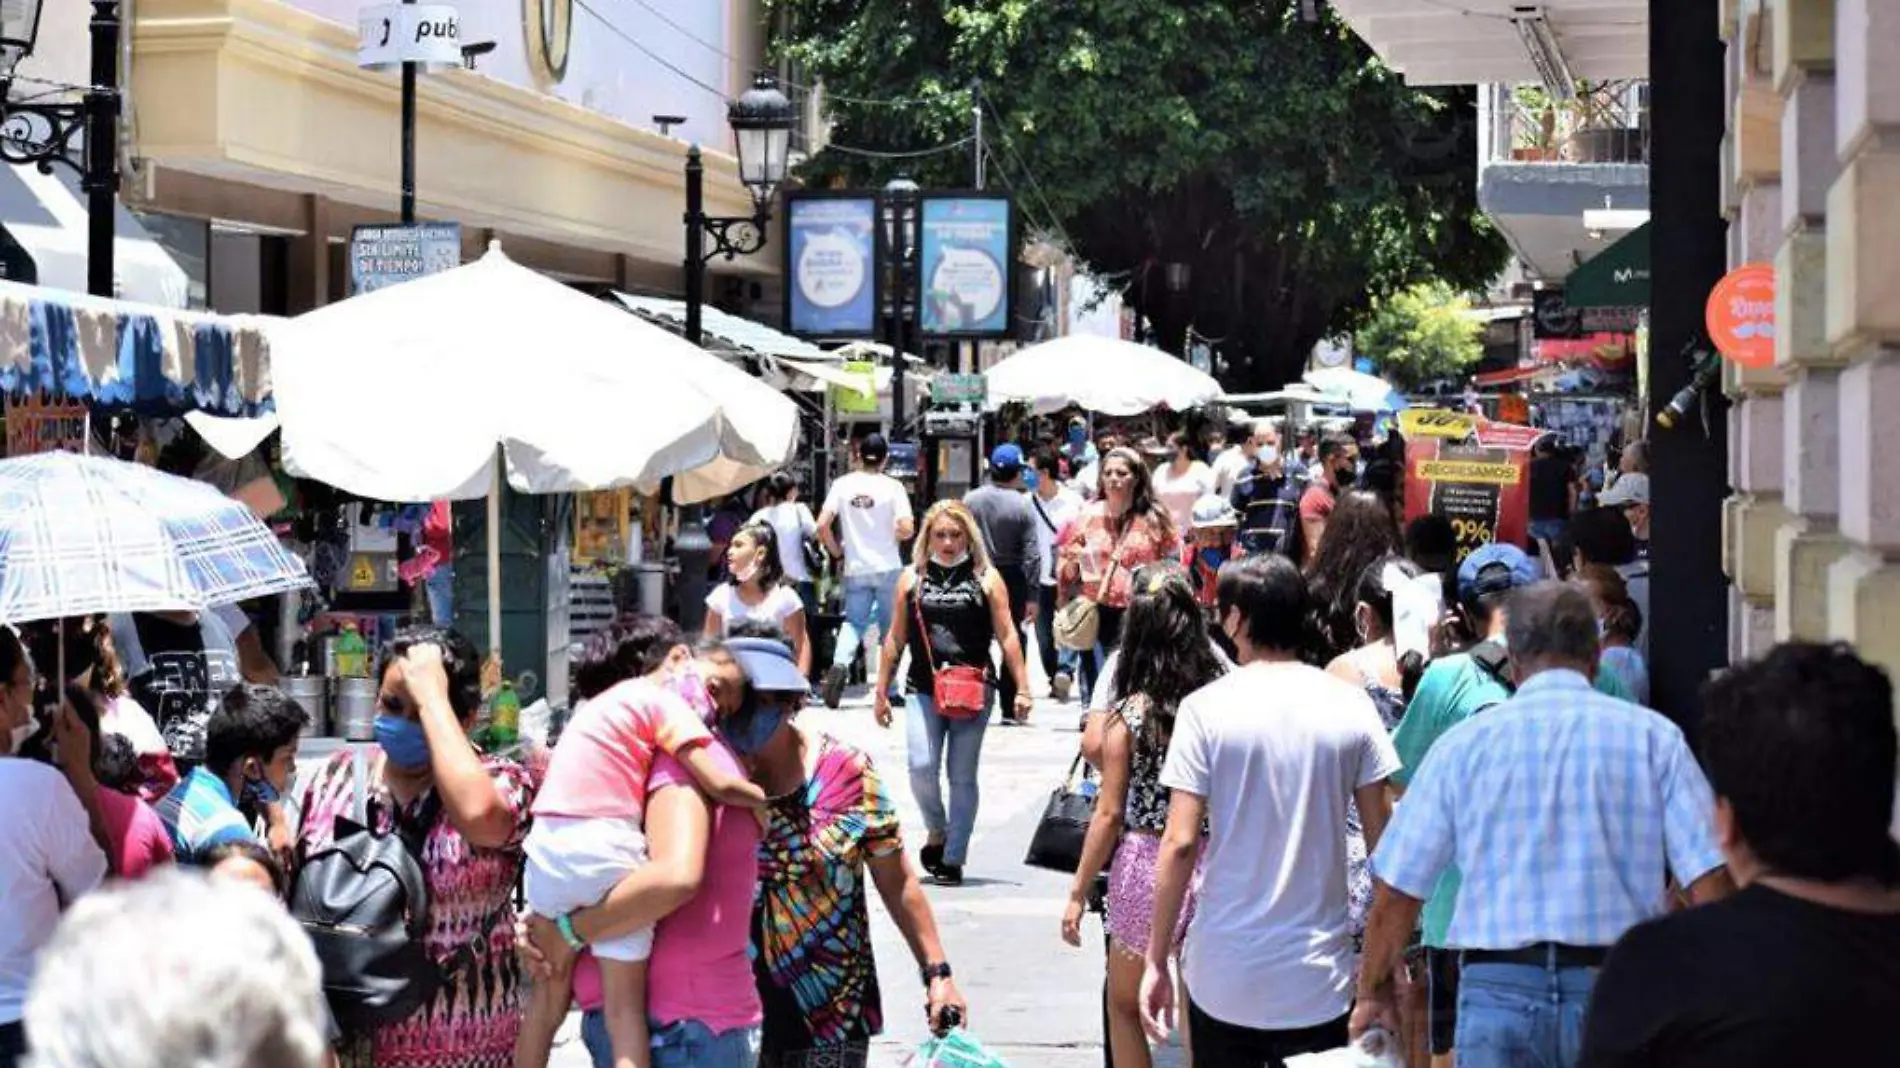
[487,680,520,749]
[333,621,370,679]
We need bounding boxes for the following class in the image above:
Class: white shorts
[523,815,654,962]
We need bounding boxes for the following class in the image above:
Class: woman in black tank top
[877,501,1033,885]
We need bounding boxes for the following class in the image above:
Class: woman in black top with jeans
[877,501,1033,885]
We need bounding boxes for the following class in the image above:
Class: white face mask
[8,719,35,755]
[1257,445,1280,468]
[732,560,761,584]
[933,551,971,568]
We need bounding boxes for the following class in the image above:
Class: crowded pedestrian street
[6,2,1900,1068]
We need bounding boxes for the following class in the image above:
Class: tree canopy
[768,0,1509,391]
[1353,281,1487,390]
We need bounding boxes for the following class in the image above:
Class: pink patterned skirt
[1104,832,1204,957]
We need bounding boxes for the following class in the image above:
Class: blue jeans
[834,569,901,675]
[905,691,991,866]
[1529,518,1569,546]
[582,1011,762,1068]
[1454,960,1598,1068]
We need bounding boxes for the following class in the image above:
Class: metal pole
[399,0,417,224]
[683,146,705,346]
[971,79,985,191]
[85,1,120,299]
[889,193,908,442]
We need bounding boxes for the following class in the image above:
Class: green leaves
[767,0,1508,388]
[1353,282,1487,390]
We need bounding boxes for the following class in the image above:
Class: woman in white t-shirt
[703,521,812,677]
[1150,430,1215,538]
[748,472,820,617]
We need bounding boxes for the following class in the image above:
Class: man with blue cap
[964,444,1041,722]
[1381,543,1633,1068]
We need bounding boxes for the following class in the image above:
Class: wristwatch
[920,961,953,986]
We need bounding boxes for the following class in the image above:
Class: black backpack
[291,794,444,1036]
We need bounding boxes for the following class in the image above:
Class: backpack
[290,792,444,1037]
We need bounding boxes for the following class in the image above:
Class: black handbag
[1024,754,1098,873]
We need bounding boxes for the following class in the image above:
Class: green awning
[1566,222,1649,309]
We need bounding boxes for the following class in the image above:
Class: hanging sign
[4,397,88,457]
[930,373,986,408]
[1707,263,1776,369]
[1397,408,1477,441]
[785,194,880,338]
[831,360,881,415]
[349,223,462,294]
[1403,439,1532,564]
[358,4,464,70]
[919,195,1015,337]
[345,552,399,593]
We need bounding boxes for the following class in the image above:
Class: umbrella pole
[487,451,503,662]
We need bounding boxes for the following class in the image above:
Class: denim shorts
[581,1011,762,1068]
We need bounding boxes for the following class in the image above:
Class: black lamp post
[0,0,121,299]
[682,71,795,347]
[881,176,919,442]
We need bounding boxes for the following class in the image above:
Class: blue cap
[1457,543,1541,600]
[990,443,1025,472]
[725,637,810,694]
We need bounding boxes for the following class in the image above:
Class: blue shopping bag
[908,1027,1012,1068]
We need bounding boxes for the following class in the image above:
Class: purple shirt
[574,741,762,1032]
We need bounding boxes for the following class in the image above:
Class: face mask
[1068,426,1087,446]
[1257,445,1280,467]
[933,551,971,568]
[1198,546,1228,572]
[374,714,432,770]
[8,720,34,756]
[721,692,787,756]
[732,560,760,584]
[241,772,280,807]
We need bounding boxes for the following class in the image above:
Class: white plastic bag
[1285,1028,1405,1068]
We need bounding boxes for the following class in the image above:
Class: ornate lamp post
[682,71,795,346]
[0,0,121,298]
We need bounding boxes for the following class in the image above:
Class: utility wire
[978,91,1078,254]
[806,135,978,160]
[574,0,729,101]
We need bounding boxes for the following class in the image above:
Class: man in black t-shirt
[1527,437,1576,546]
[1582,643,1900,1068]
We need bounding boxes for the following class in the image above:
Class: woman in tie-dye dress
[745,707,967,1068]
[295,627,534,1068]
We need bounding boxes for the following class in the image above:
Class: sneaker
[920,842,944,876]
[1051,671,1074,703]
[821,666,847,710]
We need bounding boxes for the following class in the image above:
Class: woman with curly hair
[1061,561,1226,1068]
[1304,490,1401,664]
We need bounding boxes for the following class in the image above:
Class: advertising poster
[349,222,462,294]
[3,397,89,457]
[919,195,1013,337]
[1404,438,1531,564]
[786,195,879,338]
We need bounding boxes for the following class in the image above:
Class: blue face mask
[374,714,432,770]
[241,774,280,808]
[1068,426,1087,446]
[721,692,788,756]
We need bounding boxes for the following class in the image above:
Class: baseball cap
[990,443,1025,474]
[1598,472,1650,508]
[1189,494,1238,529]
[857,433,889,464]
[1457,542,1541,601]
[724,637,810,694]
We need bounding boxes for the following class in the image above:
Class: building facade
[1720,0,1900,683]
[18,0,781,314]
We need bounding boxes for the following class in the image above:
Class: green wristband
[556,913,585,950]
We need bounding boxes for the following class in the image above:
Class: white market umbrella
[265,242,800,651]
[1303,367,1409,413]
[984,335,1222,416]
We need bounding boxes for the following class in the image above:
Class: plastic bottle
[487,680,520,749]
[333,621,370,679]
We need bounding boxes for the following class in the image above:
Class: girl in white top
[703,521,812,676]
[1150,430,1216,537]
[748,472,819,587]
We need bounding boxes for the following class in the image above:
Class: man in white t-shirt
[1211,419,1271,498]
[1141,553,1400,1065]
[815,433,915,709]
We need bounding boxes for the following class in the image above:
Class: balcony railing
[1480,81,1650,167]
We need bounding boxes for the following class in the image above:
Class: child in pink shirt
[516,663,765,1068]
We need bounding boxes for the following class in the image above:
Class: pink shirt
[574,743,763,1032]
[95,784,173,879]
[533,671,714,821]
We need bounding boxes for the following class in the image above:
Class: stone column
[1826,0,1900,680]
[1721,3,1789,661]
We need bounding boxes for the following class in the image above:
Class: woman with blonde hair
[877,500,1033,886]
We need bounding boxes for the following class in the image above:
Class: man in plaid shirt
[1351,582,1732,1068]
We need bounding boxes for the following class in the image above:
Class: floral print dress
[295,748,534,1068]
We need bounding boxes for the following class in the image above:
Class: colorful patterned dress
[752,733,903,1062]
[295,747,534,1068]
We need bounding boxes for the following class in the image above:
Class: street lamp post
[0,0,121,299]
[682,72,795,346]
[881,176,919,442]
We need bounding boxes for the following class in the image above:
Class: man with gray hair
[1351,582,1732,1068]
[23,870,328,1068]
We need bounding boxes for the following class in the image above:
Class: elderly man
[1353,583,1730,1068]
[23,869,330,1068]
[1229,422,1304,560]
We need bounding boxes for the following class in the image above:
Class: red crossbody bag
[912,570,990,720]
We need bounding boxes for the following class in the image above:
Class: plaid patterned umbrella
[0,451,310,624]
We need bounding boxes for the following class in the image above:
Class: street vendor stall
[983,334,1221,416]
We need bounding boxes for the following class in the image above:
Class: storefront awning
[0,164,191,309]
[610,293,830,363]
[1565,222,1649,310]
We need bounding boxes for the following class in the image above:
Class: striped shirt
[1372,669,1723,950]
[1230,469,1302,557]
[153,766,256,862]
